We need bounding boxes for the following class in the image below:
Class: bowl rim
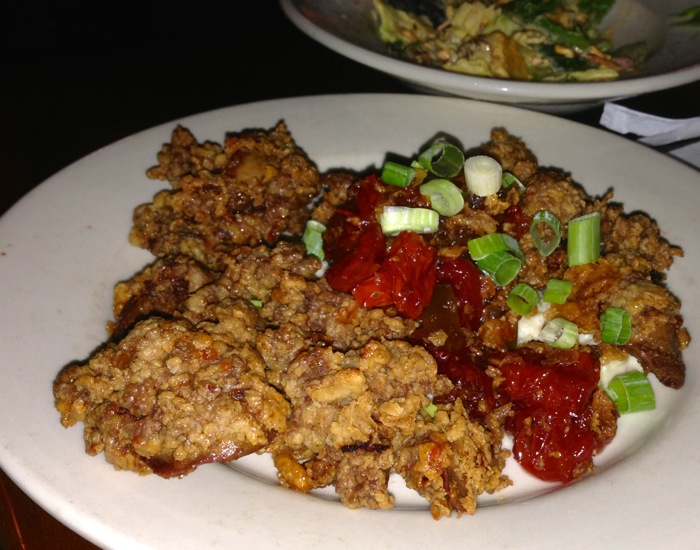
[281,0,700,105]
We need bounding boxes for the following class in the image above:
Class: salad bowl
[281,0,700,112]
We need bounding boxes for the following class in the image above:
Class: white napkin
[599,102,700,169]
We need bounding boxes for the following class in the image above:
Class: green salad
[374,0,648,81]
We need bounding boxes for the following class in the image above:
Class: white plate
[280,0,700,112]
[0,94,698,549]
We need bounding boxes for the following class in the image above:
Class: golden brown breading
[130,122,322,270]
[54,313,289,478]
[110,255,216,338]
[393,400,511,519]
[480,127,539,182]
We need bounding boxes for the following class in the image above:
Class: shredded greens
[374,0,641,82]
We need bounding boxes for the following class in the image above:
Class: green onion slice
[468,233,524,262]
[379,206,439,235]
[507,283,539,316]
[380,161,415,188]
[476,250,522,286]
[421,402,437,418]
[502,172,526,193]
[605,372,655,414]
[530,210,561,256]
[672,6,700,26]
[600,307,632,345]
[542,278,572,304]
[302,220,326,260]
[464,155,503,196]
[412,141,464,178]
[567,212,601,266]
[539,318,578,349]
[419,179,465,216]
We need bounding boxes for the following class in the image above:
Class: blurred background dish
[281,0,700,112]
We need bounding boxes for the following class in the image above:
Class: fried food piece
[518,169,587,224]
[182,241,323,324]
[269,341,437,505]
[599,191,683,276]
[554,260,688,388]
[130,123,322,270]
[53,312,289,478]
[480,128,539,183]
[611,280,689,388]
[394,400,511,519]
[261,274,419,351]
[110,255,216,338]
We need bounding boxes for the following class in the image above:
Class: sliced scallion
[468,233,524,262]
[422,402,437,418]
[413,141,464,178]
[600,307,632,345]
[302,220,326,260]
[567,212,601,266]
[380,161,415,188]
[476,249,522,286]
[379,206,439,235]
[502,172,526,193]
[419,178,465,216]
[539,318,578,349]
[464,155,502,196]
[530,210,561,256]
[542,278,572,304]
[507,282,539,316]
[605,371,655,414]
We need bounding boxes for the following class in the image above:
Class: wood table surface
[1,1,698,548]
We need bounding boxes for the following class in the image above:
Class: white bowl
[281,0,700,112]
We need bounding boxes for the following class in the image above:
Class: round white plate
[0,94,698,549]
[281,0,700,112]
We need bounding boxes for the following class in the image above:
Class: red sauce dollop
[497,350,601,483]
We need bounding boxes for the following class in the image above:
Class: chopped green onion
[507,283,539,316]
[464,155,502,196]
[530,210,561,256]
[419,178,465,216]
[422,402,437,418]
[502,172,526,193]
[542,278,572,304]
[671,6,700,26]
[469,233,524,286]
[379,206,439,235]
[467,233,524,262]
[476,250,522,286]
[600,307,632,345]
[539,318,578,349]
[412,141,465,178]
[380,161,415,188]
[567,212,601,266]
[249,299,263,308]
[605,372,655,414]
[302,220,326,260]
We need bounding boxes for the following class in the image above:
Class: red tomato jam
[324,174,437,319]
[428,346,496,419]
[497,350,602,483]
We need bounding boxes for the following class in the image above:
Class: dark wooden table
[1,2,698,548]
